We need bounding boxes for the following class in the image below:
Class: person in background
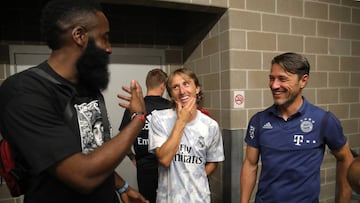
[240,52,353,203]
[119,68,171,203]
[148,68,225,203]
[0,0,149,202]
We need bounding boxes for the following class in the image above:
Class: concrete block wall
[0,0,359,202]
[182,0,360,202]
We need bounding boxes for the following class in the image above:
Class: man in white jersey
[148,68,225,203]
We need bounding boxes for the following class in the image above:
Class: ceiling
[1,0,227,62]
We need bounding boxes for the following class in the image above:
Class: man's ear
[196,86,201,95]
[300,74,309,89]
[72,26,87,47]
[160,82,166,90]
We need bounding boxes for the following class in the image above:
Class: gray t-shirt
[149,109,225,203]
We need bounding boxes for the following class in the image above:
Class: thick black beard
[77,39,110,92]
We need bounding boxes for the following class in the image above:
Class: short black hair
[40,0,103,50]
[271,52,310,78]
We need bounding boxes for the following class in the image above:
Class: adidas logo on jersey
[262,122,273,129]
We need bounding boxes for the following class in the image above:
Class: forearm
[332,142,354,203]
[205,162,218,176]
[240,163,257,203]
[155,119,186,167]
[348,157,360,194]
[93,118,143,171]
[51,118,143,193]
[336,158,353,203]
[114,172,127,189]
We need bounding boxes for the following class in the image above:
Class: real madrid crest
[300,118,315,133]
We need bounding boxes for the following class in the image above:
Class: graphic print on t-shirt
[74,100,104,154]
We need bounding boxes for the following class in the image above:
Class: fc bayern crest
[300,118,315,133]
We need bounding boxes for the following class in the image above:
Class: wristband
[131,112,146,123]
[117,182,129,194]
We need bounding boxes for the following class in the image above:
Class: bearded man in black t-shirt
[0,1,149,202]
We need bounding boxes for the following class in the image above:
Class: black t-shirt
[0,61,118,203]
[119,96,171,168]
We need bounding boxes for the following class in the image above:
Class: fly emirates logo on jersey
[136,114,151,146]
[174,144,203,164]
